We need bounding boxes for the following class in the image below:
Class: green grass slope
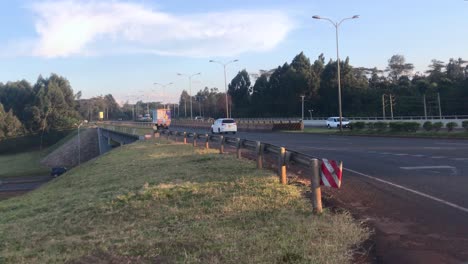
[0,140,368,263]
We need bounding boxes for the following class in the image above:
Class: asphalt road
[173,126,468,263]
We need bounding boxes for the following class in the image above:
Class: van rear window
[222,119,235,124]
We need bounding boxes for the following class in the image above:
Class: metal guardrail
[157,129,340,214]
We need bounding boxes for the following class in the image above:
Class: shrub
[403,122,421,132]
[422,121,433,132]
[462,121,468,132]
[351,122,366,130]
[373,122,388,132]
[389,122,420,133]
[389,122,405,132]
[433,122,443,132]
[366,122,375,130]
[446,122,458,132]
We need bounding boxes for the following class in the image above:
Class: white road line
[436,142,468,146]
[394,153,409,156]
[400,166,454,170]
[453,158,468,161]
[345,168,468,214]
[413,154,425,157]
[430,156,446,159]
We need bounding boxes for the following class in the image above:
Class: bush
[433,122,443,132]
[422,121,433,131]
[366,122,375,130]
[373,122,388,132]
[389,122,420,133]
[389,122,405,132]
[351,122,366,130]
[462,121,468,132]
[446,122,458,132]
[403,122,421,132]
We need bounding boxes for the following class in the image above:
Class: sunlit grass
[0,140,369,263]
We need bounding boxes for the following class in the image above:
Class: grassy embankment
[0,140,368,263]
[0,130,79,178]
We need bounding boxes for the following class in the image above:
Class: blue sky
[0,0,466,104]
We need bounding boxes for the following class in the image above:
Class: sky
[0,0,466,104]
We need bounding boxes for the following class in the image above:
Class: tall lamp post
[313,15,359,132]
[209,59,238,118]
[177,72,201,120]
[153,82,173,108]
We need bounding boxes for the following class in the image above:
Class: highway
[173,126,468,263]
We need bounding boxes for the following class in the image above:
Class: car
[51,167,67,177]
[211,118,237,134]
[194,116,203,121]
[326,117,350,129]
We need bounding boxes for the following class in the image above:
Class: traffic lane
[231,132,468,209]
[291,146,468,209]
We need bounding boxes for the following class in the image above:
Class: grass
[0,151,49,178]
[0,140,368,263]
[0,129,82,179]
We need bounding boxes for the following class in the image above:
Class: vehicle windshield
[341,118,349,121]
[222,119,235,124]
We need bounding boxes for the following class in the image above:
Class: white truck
[151,109,171,130]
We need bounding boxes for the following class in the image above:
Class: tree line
[184,53,468,118]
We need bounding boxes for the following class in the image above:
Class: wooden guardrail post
[219,136,224,154]
[183,132,187,144]
[279,147,287,184]
[193,133,198,147]
[205,134,209,149]
[311,159,323,214]
[236,138,242,159]
[255,141,263,169]
[174,132,178,142]
[166,131,170,140]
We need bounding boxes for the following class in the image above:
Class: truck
[151,108,171,130]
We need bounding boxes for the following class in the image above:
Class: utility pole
[437,92,442,119]
[423,94,427,120]
[389,94,394,120]
[382,94,386,119]
[132,105,135,120]
[300,95,305,120]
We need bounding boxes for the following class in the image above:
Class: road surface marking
[430,156,446,159]
[436,142,468,146]
[412,154,425,157]
[400,165,457,175]
[400,166,454,170]
[453,158,468,161]
[345,168,468,214]
[379,152,391,155]
[394,153,409,156]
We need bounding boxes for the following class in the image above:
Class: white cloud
[27,0,294,58]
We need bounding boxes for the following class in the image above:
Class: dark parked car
[51,167,67,177]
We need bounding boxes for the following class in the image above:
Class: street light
[313,14,359,132]
[153,82,173,108]
[209,59,239,118]
[177,73,201,120]
[76,121,84,166]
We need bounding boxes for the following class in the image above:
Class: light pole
[209,59,239,118]
[177,72,201,120]
[308,109,314,120]
[153,82,173,108]
[313,15,359,132]
[76,121,84,166]
[300,95,305,120]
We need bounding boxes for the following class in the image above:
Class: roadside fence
[157,129,343,214]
